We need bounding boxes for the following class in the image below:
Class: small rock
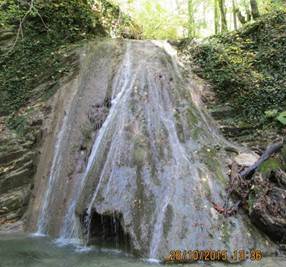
[234,153,259,167]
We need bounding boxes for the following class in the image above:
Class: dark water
[0,234,285,267]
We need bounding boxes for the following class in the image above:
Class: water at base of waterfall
[1,234,285,267]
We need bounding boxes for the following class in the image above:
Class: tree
[218,0,227,32]
[214,0,220,34]
[236,8,247,24]
[188,0,195,37]
[236,0,260,25]
[250,0,260,19]
[232,0,238,30]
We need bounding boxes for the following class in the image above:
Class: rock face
[0,97,47,227]
[0,132,36,225]
[27,40,274,259]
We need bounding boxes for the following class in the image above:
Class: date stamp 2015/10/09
[164,250,263,263]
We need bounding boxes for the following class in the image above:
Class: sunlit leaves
[111,0,286,38]
[277,111,286,125]
[112,0,187,39]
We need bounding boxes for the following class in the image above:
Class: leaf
[265,109,278,118]
[276,111,286,125]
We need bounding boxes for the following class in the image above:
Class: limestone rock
[234,152,259,167]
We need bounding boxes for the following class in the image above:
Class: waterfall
[30,40,273,260]
[57,43,133,244]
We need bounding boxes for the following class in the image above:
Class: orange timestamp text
[164,249,263,263]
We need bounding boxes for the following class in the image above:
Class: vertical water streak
[84,49,136,242]
[146,43,204,258]
[146,69,187,259]
[35,111,70,235]
[58,43,133,243]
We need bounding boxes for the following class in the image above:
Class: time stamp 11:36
[166,249,263,262]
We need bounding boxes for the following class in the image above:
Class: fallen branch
[212,139,284,217]
[240,140,284,179]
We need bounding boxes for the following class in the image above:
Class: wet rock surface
[0,38,284,261]
[27,40,275,260]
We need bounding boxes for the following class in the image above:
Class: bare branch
[6,0,48,55]
[240,140,284,179]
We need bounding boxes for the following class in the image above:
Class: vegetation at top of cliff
[182,9,286,126]
[0,0,139,117]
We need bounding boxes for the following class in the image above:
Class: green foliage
[114,0,186,39]
[276,111,286,125]
[0,0,137,117]
[0,0,103,40]
[93,0,141,37]
[110,0,286,39]
[183,10,286,124]
[0,0,104,115]
[264,109,278,119]
[0,0,25,27]
[6,114,28,136]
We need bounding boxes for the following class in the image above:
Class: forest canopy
[111,0,285,39]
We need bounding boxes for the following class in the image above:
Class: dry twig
[7,0,48,55]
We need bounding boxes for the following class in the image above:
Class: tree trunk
[214,0,220,34]
[232,0,238,30]
[188,0,195,37]
[218,0,227,32]
[246,8,252,21]
[250,0,260,19]
[236,8,247,24]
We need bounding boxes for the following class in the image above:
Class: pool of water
[0,234,285,267]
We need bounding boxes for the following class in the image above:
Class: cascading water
[58,43,133,244]
[29,40,274,260]
[35,94,73,236]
